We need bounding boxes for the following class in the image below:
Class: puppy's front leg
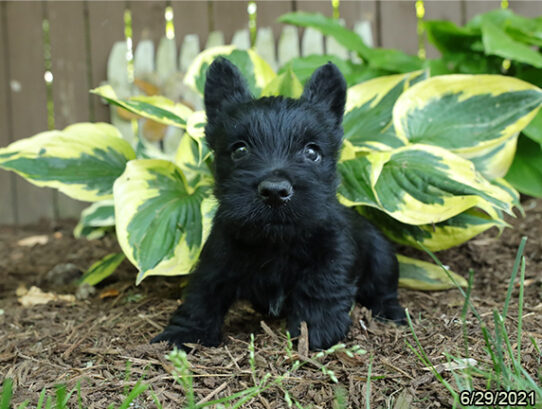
[151,237,235,350]
[287,271,355,350]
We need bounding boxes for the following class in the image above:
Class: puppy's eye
[304,144,321,162]
[231,142,249,161]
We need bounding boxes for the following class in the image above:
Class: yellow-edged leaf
[184,46,276,97]
[398,255,467,290]
[113,159,213,284]
[0,123,135,202]
[393,74,542,179]
[338,144,515,225]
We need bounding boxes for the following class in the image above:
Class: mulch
[0,199,541,408]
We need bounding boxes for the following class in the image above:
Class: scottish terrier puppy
[152,58,405,350]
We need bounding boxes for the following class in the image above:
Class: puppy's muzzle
[258,177,294,207]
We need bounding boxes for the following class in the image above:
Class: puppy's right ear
[204,57,252,123]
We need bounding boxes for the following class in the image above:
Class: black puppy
[152,58,405,350]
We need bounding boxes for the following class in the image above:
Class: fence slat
[278,26,300,67]
[510,1,542,17]
[465,1,501,20]
[134,40,155,78]
[5,1,55,223]
[231,29,250,50]
[255,27,277,71]
[107,42,135,145]
[130,1,166,46]
[179,34,200,73]
[255,1,292,38]
[87,1,126,123]
[325,19,349,58]
[0,3,16,224]
[302,27,324,57]
[211,1,248,44]
[172,1,209,47]
[424,1,463,59]
[48,1,90,219]
[205,30,225,49]
[380,1,418,55]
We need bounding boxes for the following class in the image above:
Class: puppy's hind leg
[353,220,406,324]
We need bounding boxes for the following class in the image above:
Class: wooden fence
[0,1,540,225]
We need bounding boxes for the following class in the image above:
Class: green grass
[407,237,542,409]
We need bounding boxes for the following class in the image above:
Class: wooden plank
[464,1,501,20]
[172,1,209,47]
[339,0,378,44]
[210,1,248,43]
[380,1,419,55]
[130,1,167,46]
[87,1,126,123]
[5,1,54,223]
[48,1,91,218]
[0,2,16,224]
[510,1,542,17]
[255,1,292,37]
[424,1,463,58]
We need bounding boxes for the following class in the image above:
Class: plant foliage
[1,39,541,289]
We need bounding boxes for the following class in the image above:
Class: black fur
[151,58,405,350]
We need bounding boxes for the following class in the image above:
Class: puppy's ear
[204,57,252,123]
[302,63,346,125]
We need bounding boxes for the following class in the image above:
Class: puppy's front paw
[373,302,406,325]
[151,325,221,350]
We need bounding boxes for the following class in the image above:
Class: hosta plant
[1,46,541,290]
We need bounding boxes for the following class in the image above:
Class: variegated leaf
[393,75,542,179]
[113,159,215,284]
[0,123,135,202]
[344,70,427,152]
[363,207,507,252]
[91,86,190,128]
[398,255,468,290]
[184,46,276,97]
[74,200,115,239]
[338,144,515,225]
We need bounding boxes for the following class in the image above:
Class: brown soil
[1,199,541,409]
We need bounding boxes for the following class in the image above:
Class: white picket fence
[106,22,374,149]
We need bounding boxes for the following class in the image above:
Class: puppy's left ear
[302,63,346,125]
[204,57,252,123]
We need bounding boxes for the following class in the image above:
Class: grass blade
[1,378,13,409]
[502,236,527,318]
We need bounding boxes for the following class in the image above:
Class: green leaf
[79,253,125,286]
[0,123,135,202]
[523,110,542,146]
[424,20,481,54]
[338,145,515,225]
[344,71,427,152]
[471,9,542,47]
[184,46,275,97]
[365,48,423,73]
[113,159,215,284]
[261,67,303,98]
[91,86,189,128]
[278,12,422,73]
[278,12,372,59]
[362,207,507,252]
[398,255,467,291]
[481,20,542,68]
[1,378,13,409]
[74,200,115,239]
[393,74,542,179]
[278,54,376,87]
[505,135,542,198]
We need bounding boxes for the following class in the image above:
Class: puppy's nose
[258,178,293,206]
